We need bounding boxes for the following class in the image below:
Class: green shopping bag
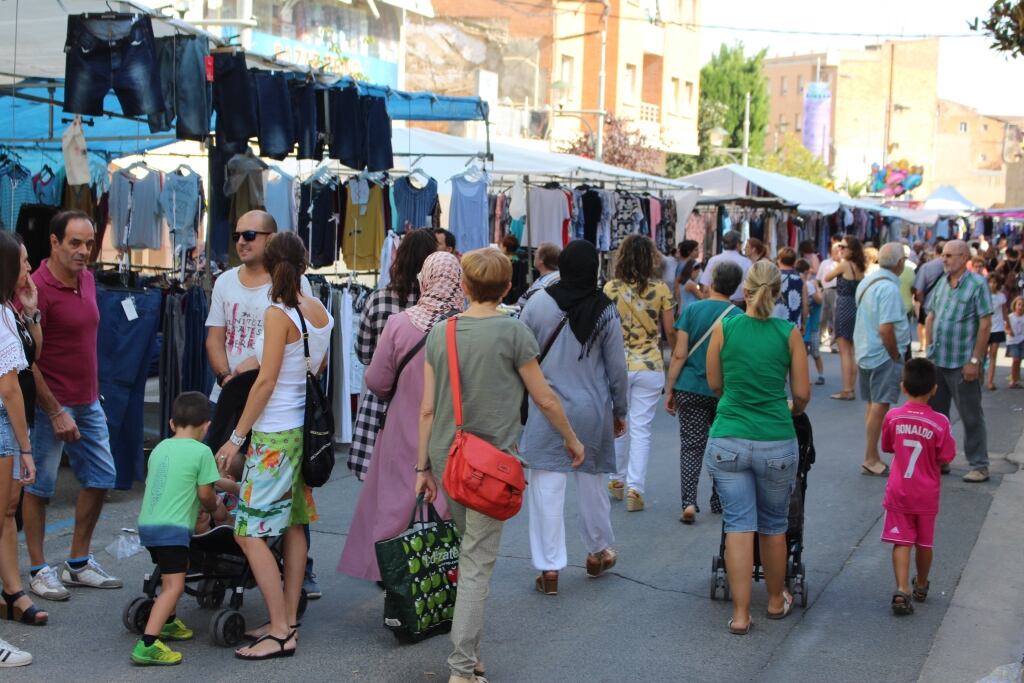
[375,495,461,643]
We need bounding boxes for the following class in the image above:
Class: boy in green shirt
[131,392,222,666]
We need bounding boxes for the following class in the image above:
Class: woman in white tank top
[216,232,333,661]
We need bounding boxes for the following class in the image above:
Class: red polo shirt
[32,260,99,406]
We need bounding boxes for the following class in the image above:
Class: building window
[959,121,968,133]
[765,78,771,95]
[671,77,680,113]
[983,123,989,132]
[980,153,988,161]
[685,80,694,111]
[795,113,802,131]
[797,75,804,94]
[560,55,575,100]
[780,76,788,96]
[626,64,637,101]
[778,114,787,129]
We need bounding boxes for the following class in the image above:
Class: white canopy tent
[679,164,848,214]
[921,185,979,214]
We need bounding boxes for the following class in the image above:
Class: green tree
[753,133,830,187]
[971,1,1024,59]
[667,43,769,177]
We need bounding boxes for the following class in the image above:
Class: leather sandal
[0,590,48,625]
[535,571,558,595]
[234,630,296,660]
[586,548,617,578]
[728,618,753,635]
[912,577,930,602]
[891,591,914,616]
[680,506,697,525]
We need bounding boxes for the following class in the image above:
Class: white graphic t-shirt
[205,267,312,402]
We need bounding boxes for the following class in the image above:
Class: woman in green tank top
[704,261,811,635]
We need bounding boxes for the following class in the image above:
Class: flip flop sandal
[234,630,296,661]
[861,464,890,476]
[727,618,753,635]
[891,591,914,616]
[912,577,930,602]
[767,592,794,620]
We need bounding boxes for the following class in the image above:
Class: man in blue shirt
[854,243,911,476]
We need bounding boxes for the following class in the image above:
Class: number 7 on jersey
[902,439,923,479]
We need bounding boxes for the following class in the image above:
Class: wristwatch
[216,372,230,386]
[228,431,247,447]
[968,357,980,365]
[25,310,41,325]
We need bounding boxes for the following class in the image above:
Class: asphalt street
[3,350,1023,683]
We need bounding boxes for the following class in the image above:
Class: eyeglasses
[838,244,848,249]
[232,230,272,243]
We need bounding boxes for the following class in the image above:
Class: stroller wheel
[210,608,246,647]
[122,596,154,635]
[197,579,227,609]
[709,556,720,600]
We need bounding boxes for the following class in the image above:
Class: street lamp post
[709,92,751,165]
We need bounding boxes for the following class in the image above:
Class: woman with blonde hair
[704,260,810,634]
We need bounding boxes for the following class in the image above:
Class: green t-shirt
[673,299,742,396]
[426,315,540,474]
[709,315,796,442]
[138,438,220,547]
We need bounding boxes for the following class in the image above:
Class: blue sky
[699,0,1024,116]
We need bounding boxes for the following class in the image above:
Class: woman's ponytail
[744,260,781,319]
[264,232,307,308]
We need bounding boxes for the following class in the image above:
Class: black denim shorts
[148,546,189,575]
[63,13,164,117]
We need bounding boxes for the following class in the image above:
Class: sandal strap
[1,590,26,604]
[252,630,296,650]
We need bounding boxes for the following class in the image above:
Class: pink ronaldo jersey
[881,402,956,514]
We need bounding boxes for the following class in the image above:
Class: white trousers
[611,369,665,494]
[526,469,615,572]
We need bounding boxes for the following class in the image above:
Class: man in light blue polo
[854,242,911,476]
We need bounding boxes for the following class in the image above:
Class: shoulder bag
[440,317,527,521]
[296,309,335,488]
[519,315,568,425]
[689,303,736,356]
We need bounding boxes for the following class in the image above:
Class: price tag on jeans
[121,297,138,321]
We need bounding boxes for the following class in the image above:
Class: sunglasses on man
[232,230,272,243]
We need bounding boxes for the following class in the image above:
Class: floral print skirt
[235,427,318,538]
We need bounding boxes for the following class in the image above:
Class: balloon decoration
[869,161,924,197]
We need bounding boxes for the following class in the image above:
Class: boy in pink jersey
[880,358,956,615]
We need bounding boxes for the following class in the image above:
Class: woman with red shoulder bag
[415,248,583,683]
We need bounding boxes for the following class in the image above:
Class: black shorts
[148,546,189,575]
[990,331,1007,345]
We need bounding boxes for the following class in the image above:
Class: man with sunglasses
[204,211,322,599]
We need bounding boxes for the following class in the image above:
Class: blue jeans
[63,14,164,116]
[704,436,798,535]
[253,71,295,161]
[146,34,212,141]
[212,51,258,146]
[0,405,15,457]
[28,401,116,499]
[290,81,321,160]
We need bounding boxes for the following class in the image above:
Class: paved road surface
[4,351,1022,682]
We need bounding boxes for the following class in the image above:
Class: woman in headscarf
[519,240,629,595]
[338,252,465,581]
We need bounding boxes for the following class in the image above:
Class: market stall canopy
[388,128,698,192]
[921,185,979,214]
[679,164,847,214]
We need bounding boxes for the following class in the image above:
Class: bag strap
[387,309,460,398]
[445,318,463,429]
[294,306,313,375]
[855,276,886,307]
[690,303,736,355]
[537,316,568,366]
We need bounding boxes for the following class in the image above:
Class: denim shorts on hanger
[63,13,164,117]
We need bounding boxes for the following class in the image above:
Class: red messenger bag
[440,317,527,521]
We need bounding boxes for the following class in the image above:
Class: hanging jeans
[97,287,162,489]
[147,34,212,140]
[252,71,295,160]
[212,51,258,146]
[610,370,665,495]
[182,286,214,396]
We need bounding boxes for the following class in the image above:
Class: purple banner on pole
[802,81,831,162]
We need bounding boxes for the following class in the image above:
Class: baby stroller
[122,526,308,647]
[709,412,815,607]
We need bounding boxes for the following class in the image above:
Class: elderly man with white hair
[853,242,911,476]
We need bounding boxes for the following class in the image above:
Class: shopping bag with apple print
[375,495,461,643]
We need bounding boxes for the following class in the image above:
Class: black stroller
[709,412,815,607]
[122,526,308,647]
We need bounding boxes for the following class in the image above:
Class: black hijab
[545,240,615,357]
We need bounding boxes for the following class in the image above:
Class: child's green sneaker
[131,639,182,666]
[159,617,194,641]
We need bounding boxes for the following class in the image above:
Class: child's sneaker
[131,639,182,666]
[159,617,194,641]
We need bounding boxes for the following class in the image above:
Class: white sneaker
[0,638,32,667]
[29,565,70,601]
[61,556,122,589]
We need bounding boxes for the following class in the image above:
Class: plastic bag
[105,528,143,560]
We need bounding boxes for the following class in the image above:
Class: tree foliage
[666,43,769,177]
[753,133,830,187]
[560,114,662,175]
[971,1,1024,59]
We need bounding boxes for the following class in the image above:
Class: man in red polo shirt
[23,211,121,601]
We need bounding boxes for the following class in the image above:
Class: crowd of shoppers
[2,204,1020,677]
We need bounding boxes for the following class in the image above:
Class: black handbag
[296,309,335,488]
[520,316,567,425]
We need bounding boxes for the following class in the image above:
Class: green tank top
[709,315,797,442]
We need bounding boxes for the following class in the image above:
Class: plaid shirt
[926,270,992,369]
[348,287,414,479]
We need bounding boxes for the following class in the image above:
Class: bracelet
[415,463,432,473]
[19,450,31,455]
[47,410,63,419]
[228,431,247,447]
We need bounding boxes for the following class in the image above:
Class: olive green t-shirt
[425,315,540,474]
[709,314,797,442]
